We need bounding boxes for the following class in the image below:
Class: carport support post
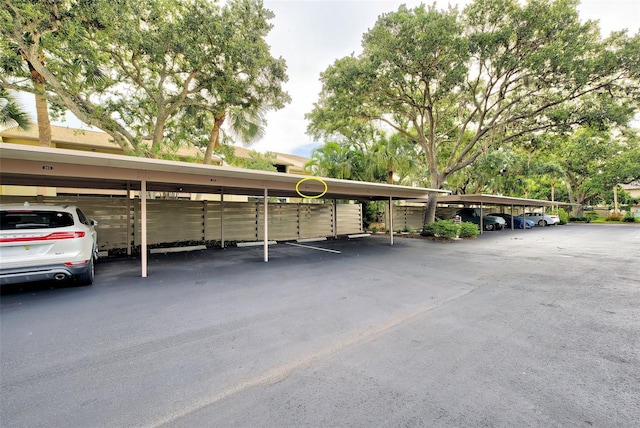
[480,202,484,234]
[141,177,148,278]
[264,188,269,262]
[389,197,394,246]
[220,190,225,249]
[332,199,338,239]
[127,181,132,256]
[511,205,514,231]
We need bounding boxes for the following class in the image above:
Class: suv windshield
[0,211,75,230]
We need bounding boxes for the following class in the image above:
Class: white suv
[0,203,98,286]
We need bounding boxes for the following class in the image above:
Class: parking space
[1,224,639,427]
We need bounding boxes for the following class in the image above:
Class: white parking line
[285,242,341,254]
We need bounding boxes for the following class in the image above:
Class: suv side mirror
[90,219,98,226]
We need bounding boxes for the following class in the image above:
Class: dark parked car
[450,208,505,231]
[488,213,535,229]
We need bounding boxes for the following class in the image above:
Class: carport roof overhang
[430,194,571,207]
[0,143,448,201]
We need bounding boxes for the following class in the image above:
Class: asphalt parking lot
[1,224,639,427]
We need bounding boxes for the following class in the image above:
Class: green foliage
[584,211,599,219]
[0,88,30,130]
[458,222,479,238]
[622,214,637,223]
[421,220,459,240]
[216,145,277,172]
[1,0,289,157]
[307,0,639,223]
[362,201,385,229]
[305,141,366,180]
[239,151,278,172]
[541,127,640,212]
[305,132,423,186]
[569,216,591,223]
[557,208,569,225]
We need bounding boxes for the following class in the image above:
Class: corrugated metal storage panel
[0,195,131,251]
[257,203,300,241]
[203,201,222,241]
[299,204,333,238]
[336,204,362,235]
[135,200,204,245]
[222,202,259,242]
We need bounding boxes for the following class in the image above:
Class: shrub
[605,212,623,221]
[458,222,479,238]
[584,211,599,219]
[557,208,568,225]
[420,224,435,236]
[622,214,637,223]
[421,220,459,239]
[422,220,479,240]
[569,216,590,223]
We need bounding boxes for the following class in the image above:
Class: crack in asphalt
[148,286,478,428]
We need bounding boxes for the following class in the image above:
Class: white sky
[21,0,640,157]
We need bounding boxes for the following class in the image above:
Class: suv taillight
[46,232,86,240]
[0,231,85,243]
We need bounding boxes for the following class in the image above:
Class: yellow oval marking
[295,177,328,199]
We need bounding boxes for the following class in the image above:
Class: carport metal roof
[0,143,444,201]
[435,194,569,207]
[0,143,450,277]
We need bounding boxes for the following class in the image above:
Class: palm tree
[306,141,366,180]
[0,88,31,131]
[204,105,267,165]
[368,133,418,184]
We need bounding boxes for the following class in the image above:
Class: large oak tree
[307,0,640,224]
[1,0,289,157]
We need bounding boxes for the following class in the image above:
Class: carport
[436,194,567,232]
[0,143,449,277]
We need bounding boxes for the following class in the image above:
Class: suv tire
[75,256,95,286]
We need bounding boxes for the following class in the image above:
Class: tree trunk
[423,192,439,227]
[564,178,584,216]
[27,61,51,147]
[149,118,167,158]
[204,112,226,165]
[422,169,444,227]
